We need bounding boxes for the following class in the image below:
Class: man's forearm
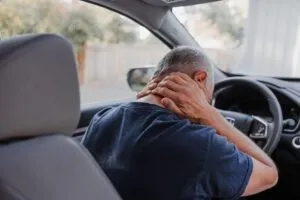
[205,107,276,168]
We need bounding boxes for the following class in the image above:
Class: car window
[173,0,300,78]
[0,0,169,105]
[173,0,249,75]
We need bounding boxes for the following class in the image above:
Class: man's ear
[193,70,208,84]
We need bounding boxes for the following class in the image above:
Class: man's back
[83,102,252,200]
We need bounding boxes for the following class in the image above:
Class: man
[83,46,278,200]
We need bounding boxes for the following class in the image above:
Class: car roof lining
[141,0,221,7]
[86,0,221,30]
[86,0,169,30]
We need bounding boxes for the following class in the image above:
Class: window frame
[81,0,173,49]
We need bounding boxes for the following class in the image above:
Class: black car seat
[0,34,121,200]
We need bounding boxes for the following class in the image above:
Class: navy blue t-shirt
[83,102,253,200]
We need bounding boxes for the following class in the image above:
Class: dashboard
[213,78,300,135]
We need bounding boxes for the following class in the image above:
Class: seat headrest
[0,34,80,140]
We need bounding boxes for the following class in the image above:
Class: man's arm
[147,72,278,197]
[205,107,278,196]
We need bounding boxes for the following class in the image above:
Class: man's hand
[136,78,159,99]
[140,73,216,125]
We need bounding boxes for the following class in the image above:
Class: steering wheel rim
[214,77,283,155]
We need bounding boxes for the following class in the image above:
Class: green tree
[200,3,244,43]
[184,0,247,45]
[60,7,103,52]
[0,1,33,37]
[0,0,62,37]
[0,0,139,50]
[103,15,138,44]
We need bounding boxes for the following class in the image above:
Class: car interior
[1,0,300,199]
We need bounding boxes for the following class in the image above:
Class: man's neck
[136,94,165,108]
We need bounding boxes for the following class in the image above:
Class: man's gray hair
[153,46,214,83]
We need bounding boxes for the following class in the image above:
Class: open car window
[0,0,168,105]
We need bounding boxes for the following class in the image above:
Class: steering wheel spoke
[249,116,269,139]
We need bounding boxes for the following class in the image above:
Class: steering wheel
[214,77,283,155]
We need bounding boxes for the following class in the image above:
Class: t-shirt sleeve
[200,132,253,200]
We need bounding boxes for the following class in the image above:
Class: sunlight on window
[138,26,150,40]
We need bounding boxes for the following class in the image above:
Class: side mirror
[127,66,155,92]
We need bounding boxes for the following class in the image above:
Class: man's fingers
[163,74,186,85]
[149,78,158,84]
[163,73,194,89]
[157,80,183,92]
[161,98,183,116]
[136,90,150,98]
[171,72,193,82]
[147,82,158,90]
[150,76,163,84]
[136,82,157,98]
[152,86,178,100]
[178,73,192,81]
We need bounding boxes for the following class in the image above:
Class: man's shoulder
[90,101,218,143]
[94,102,179,121]
[113,102,217,135]
[139,114,218,151]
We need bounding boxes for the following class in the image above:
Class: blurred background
[2,0,298,105]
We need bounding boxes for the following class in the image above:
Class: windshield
[173,0,300,77]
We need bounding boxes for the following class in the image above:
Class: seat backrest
[0,34,121,200]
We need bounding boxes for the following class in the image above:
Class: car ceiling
[141,0,220,7]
